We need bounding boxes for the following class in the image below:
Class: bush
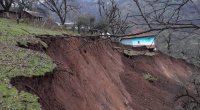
[143,73,158,82]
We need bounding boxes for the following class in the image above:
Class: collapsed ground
[12,36,196,110]
[0,19,73,110]
[0,19,197,110]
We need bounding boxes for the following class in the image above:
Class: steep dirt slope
[120,53,194,110]
[12,36,194,110]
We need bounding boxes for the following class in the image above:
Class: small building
[0,10,18,18]
[64,22,74,27]
[22,11,43,21]
[56,22,75,27]
[120,35,156,51]
[0,10,43,21]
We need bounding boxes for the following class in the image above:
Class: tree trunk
[59,15,65,26]
[0,0,13,11]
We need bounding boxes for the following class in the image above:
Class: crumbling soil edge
[11,35,196,110]
[11,69,67,110]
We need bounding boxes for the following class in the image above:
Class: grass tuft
[143,73,158,82]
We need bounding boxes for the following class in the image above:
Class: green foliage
[143,73,158,82]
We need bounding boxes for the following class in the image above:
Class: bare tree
[175,75,200,110]
[15,0,37,11]
[128,0,200,36]
[127,1,200,109]
[39,0,79,25]
[97,0,130,34]
[76,14,95,33]
[158,30,174,53]
[0,0,14,11]
[14,0,37,19]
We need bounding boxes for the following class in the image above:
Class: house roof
[25,11,43,18]
[123,29,155,39]
[0,10,43,18]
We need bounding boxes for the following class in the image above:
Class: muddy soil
[11,36,194,110]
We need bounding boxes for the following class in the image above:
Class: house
[0,10,18,18]
[0,10,43,21]
[100,31,111,39]
[64,22,74,26]
[22,11,43,21]
[56,22,75,27]
[120,34,156,51]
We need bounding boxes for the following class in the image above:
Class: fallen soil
[11,36,195,110]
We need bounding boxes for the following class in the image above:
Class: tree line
[1,0,200,35]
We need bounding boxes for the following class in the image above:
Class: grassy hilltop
[0,19,72,110]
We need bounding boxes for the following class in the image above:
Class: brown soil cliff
[11,36,194,110]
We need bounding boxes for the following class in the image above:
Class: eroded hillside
[11,36,196,110]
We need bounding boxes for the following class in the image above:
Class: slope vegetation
[0,19,72,110]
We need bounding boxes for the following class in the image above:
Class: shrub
[143,73,158,82]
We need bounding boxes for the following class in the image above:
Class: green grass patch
[0,18,75,109]
[0,18,67,46]
[0,84,41,110]
[0,19,63,36]
[0,46,56,82]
